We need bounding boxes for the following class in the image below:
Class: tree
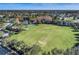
[29,45,41,55]
[51,48,63,55]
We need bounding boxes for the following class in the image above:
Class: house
[73,20,79,23]
[4,23,13,29]
[2,33,9,38]
[0,28,3,31]
[0,30,9,38]
[0,15,4,18]
[22,16,30,25]
[6,25,20,32]
[31,16,52,24]
[0,15,5,21]
[16,16,21,24]
[6,18,15,23]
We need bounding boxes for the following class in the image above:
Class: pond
[0,46,10,55]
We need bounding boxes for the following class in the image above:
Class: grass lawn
[8,24,77,53]
[0,31,3,36]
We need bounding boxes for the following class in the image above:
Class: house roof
[31,16,52,21]
[73,19,79,23]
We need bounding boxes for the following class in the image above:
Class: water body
[0,41,18,55]
[0,46,10,55]
[0,31,11,55]
[0,45,18,55]
[0,38,17,55]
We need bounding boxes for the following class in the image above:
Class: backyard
[7,24,77,54]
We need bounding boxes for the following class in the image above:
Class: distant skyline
[0,3,79,10]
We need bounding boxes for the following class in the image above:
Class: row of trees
[4,39,79,55]
[42,43,79,55]
[5,40,41,55]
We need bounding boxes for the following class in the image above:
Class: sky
[0,3,79,10]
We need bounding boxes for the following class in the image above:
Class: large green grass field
[8,24,77,53]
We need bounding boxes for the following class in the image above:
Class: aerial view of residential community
[1,3,79,55]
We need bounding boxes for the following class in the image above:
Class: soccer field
[8,24,77,53]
